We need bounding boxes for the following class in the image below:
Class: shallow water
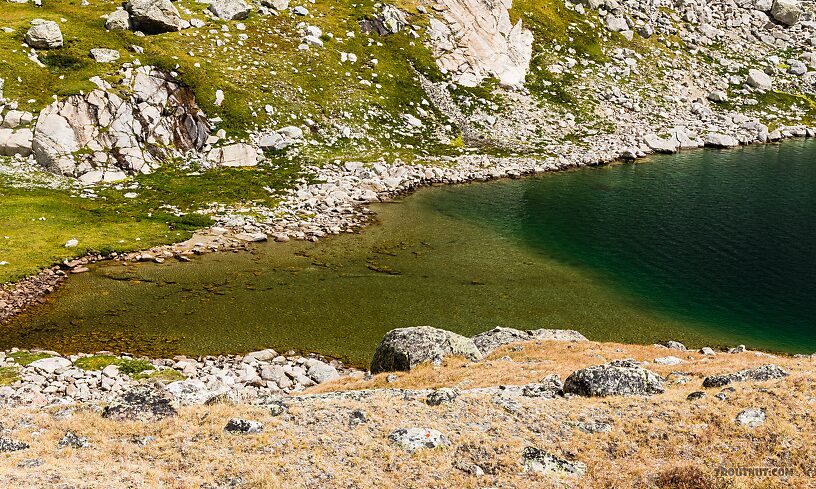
[4,140,816,366]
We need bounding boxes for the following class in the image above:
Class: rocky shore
[0,325,811,487]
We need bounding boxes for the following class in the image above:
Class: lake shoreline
[2,132,815,351]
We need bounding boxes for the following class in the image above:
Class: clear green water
[4,140,815,366]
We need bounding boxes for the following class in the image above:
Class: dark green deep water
[4,140,815,365]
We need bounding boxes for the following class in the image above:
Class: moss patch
[7,351,52,366]
[131,368,186,382]
[72,355,154,375]
[0,366,20,386]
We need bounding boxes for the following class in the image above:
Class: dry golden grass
[0,340,813,488]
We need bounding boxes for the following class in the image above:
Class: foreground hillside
[0,329,811,488]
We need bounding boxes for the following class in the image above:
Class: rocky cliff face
[427,0,534,87]
[32,66,209,183]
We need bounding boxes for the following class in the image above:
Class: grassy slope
[2,0,816,284]
[0,339,811,487]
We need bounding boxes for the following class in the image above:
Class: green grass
[0,162,306,283]
[7,351,52,366]
[73,355,154,375]
[0,366,20,386]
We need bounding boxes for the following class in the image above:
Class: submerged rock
[370,326,482,374]
[564,359,665,397]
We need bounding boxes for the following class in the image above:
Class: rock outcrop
[102,385,177,421]
[564,359,665,397]
[702,364,789,388]
[370,326,483,373]
[427,0,533,87]
[471,326,587,355]
[32,66,210,183]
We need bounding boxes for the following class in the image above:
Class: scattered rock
[747,69,772,90]
[687,391,706,401]
[224,418,264,434]
[208,0,251,21]
[426,388,460,406]
[90,48,121,63]
[771,0,802,26]
[654,356,684,366]
[0,439,29,452]
[521,447,586,476]
[521,374,564,398]
[736,408,766,427]
[106,10,131,31]
[28,357,70,374]
[388,428,449,452]
[57,432,89,449]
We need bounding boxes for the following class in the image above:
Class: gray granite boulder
[702,364,788,388]
[370,326,482,374]
[564,359,665,397]
[125,0,184,34]
[471,326,587,355]
[25,20,63,49]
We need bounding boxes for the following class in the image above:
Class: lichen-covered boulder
[702,364,788,388]
[207,0,251,21]
[370,326,482,374]
[102,385,177,421]
[564,359,665,397]
[771,0,802,26]
[471,326,587,355]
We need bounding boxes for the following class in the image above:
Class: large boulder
[564,359,665,397]
[370,326,482,374]
[25,20,63,49]
[102,385,177,421]
[702,364,788,388]
[747,69,773,90]
[704,133,739,148]
[771,0,802,26]
[207,143,258,167]
[125,0,184,34]
[106,10,131,31]
[208,0,251,20]
[471,327,587,355]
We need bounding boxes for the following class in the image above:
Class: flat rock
[29,357,70,374]
[702,364,788,388]
[471,326,587,356]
